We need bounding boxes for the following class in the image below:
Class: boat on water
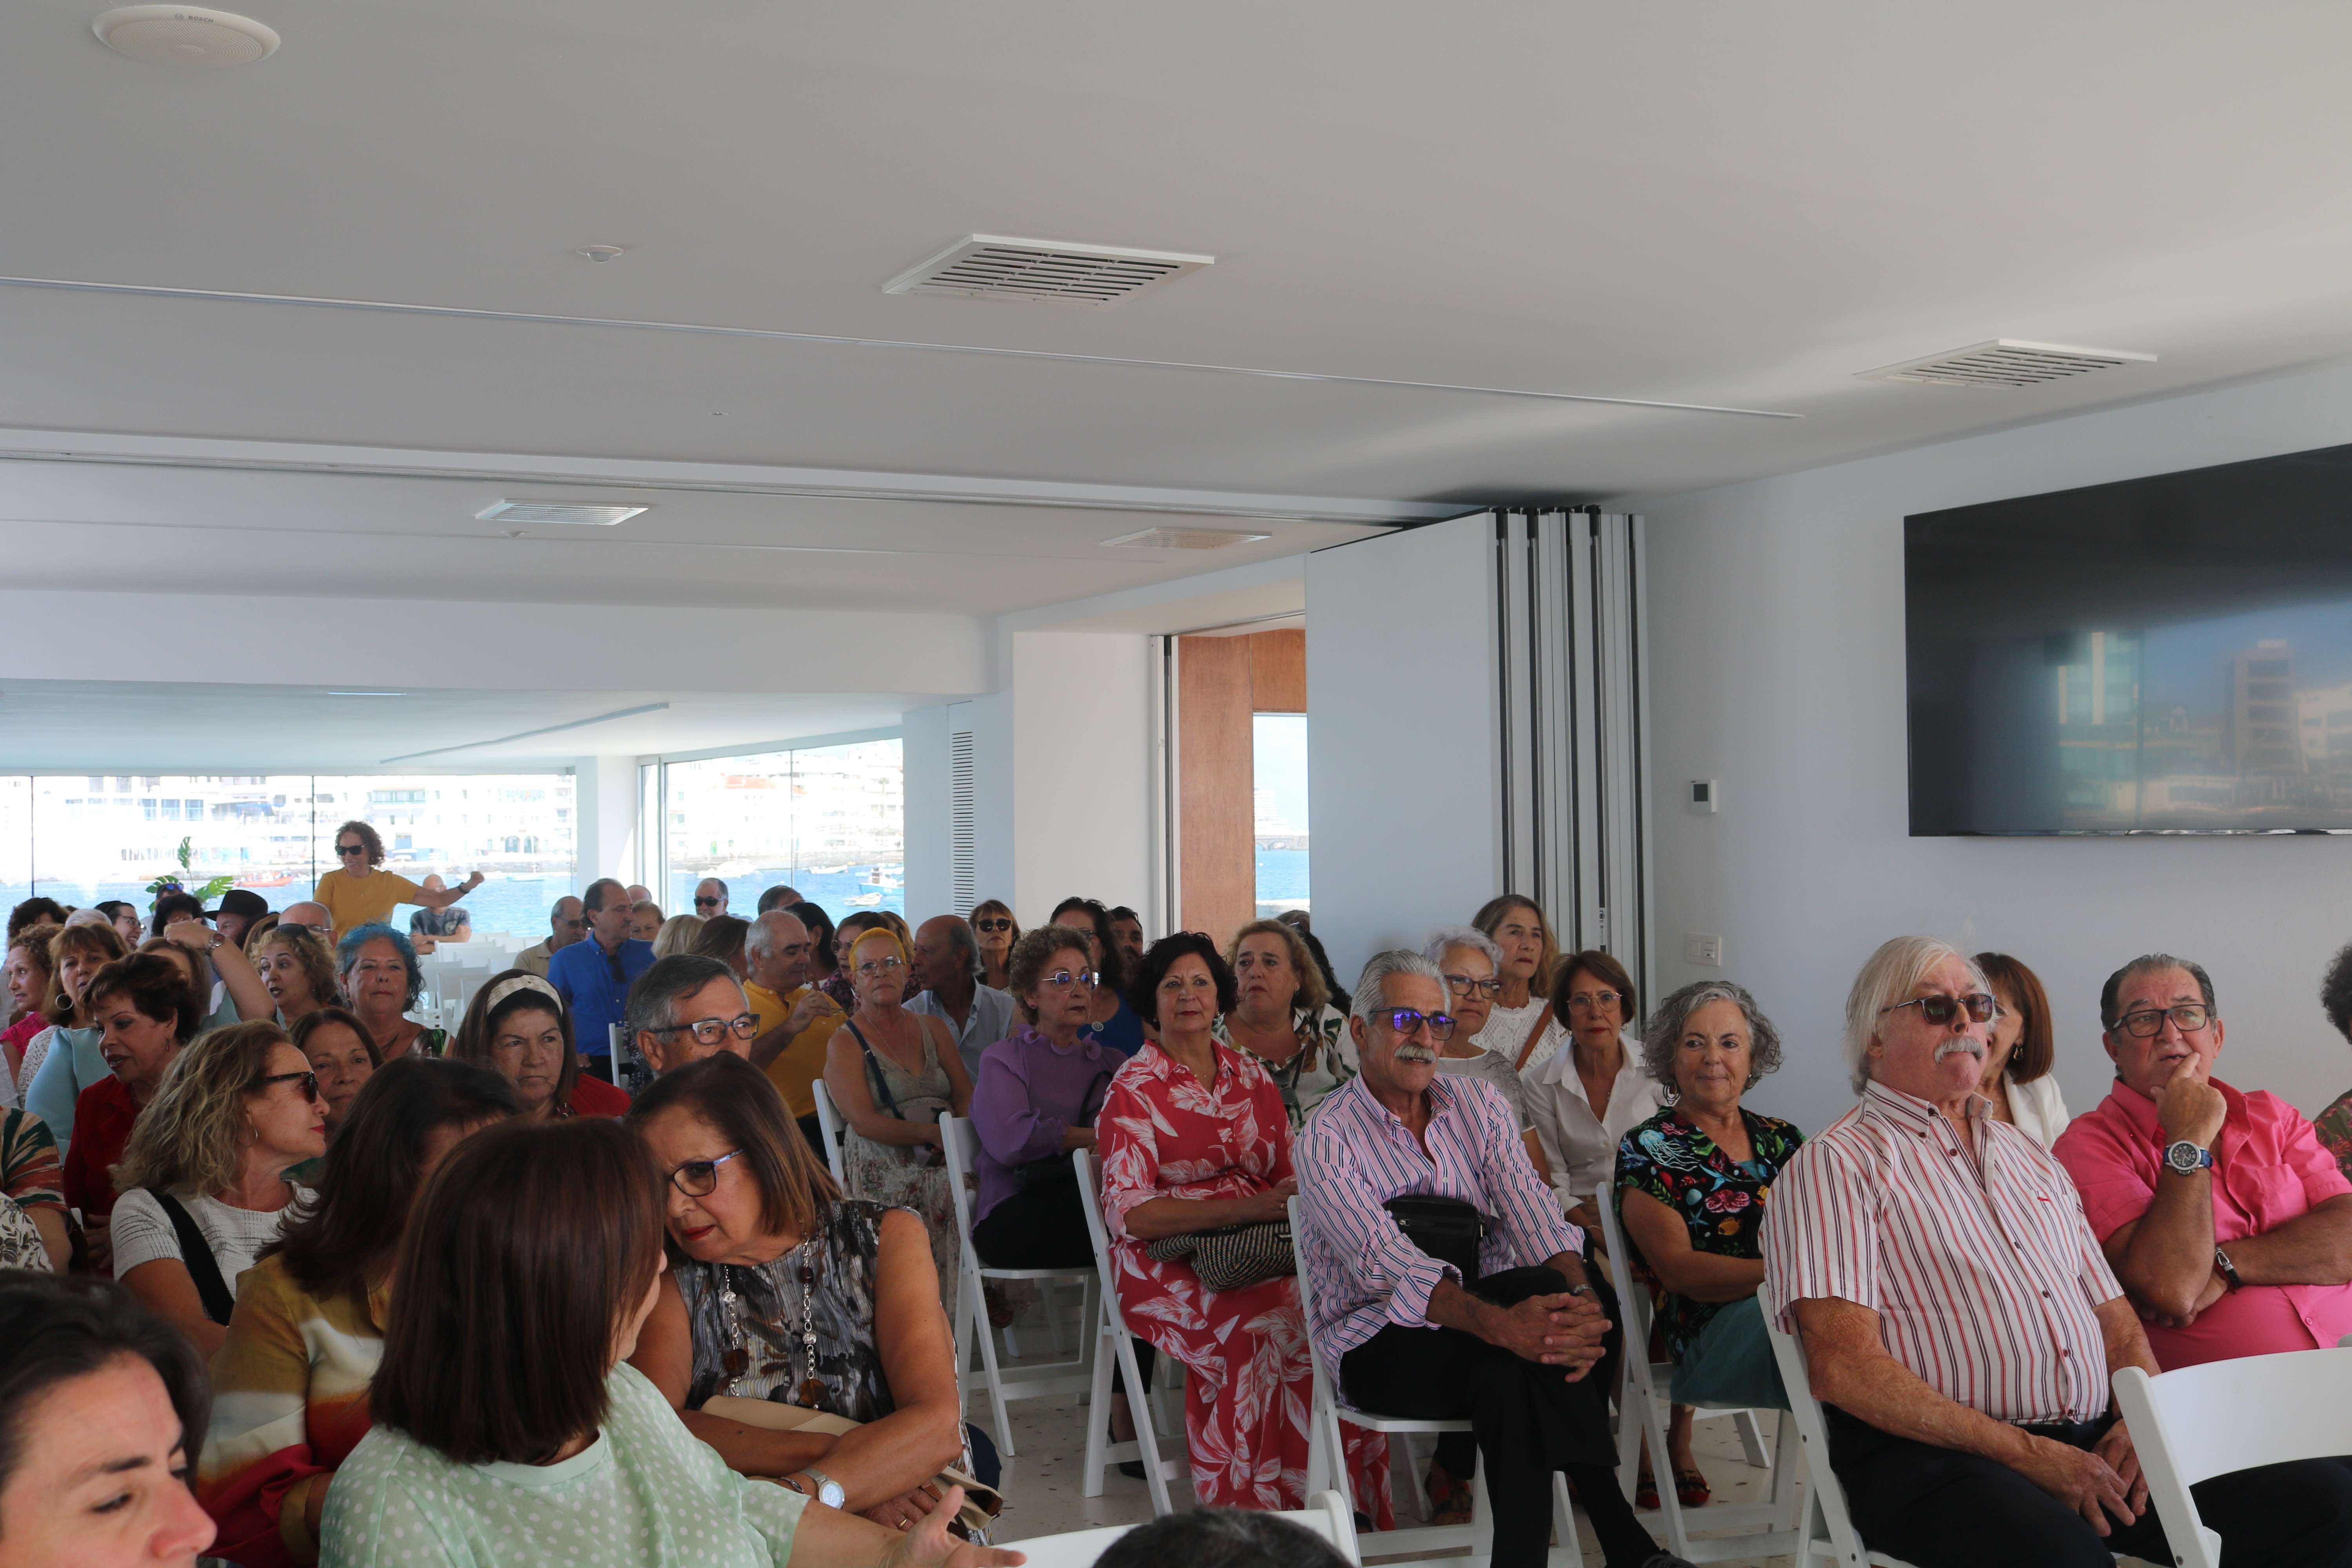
[238,871,296,888]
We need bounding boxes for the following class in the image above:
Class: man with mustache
[2054,955,2352,1368]
[1295,950,1688,1568]
[1764,938,2352,1568]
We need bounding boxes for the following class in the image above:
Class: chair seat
[1330,1404,1472,1435]
[976,1265,1096,1283]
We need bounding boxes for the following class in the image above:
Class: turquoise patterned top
[319,1361,805,1567]
[1615,1105,1805,1363]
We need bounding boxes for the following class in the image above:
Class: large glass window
[1253,714,1308,918]
[664,739,903,919]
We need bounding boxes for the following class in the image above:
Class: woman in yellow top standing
[312,821,481,941]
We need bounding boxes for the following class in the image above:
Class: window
[1252,714,1308,918]
[662,739,902,918]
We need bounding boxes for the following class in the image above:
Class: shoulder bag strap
[149,1189,235,1326]
[1513,1004,1557,1073]
[845,1020,904,1120]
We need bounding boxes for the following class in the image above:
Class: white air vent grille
[949,726,976,913]
[1860,339,2156,389]
[475,499,648,526]
[1100,526,1271,552]
[884,235,1213,308]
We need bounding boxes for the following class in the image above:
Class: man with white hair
[1763,936,2352,1568]
[1296,950,1684,1568]
[741,909,844,1147]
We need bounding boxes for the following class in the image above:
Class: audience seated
[695,913,755,979]
[1049,899,1145,1057]
[1419,927,1544,1172]
[334,924,444,1062]
[1764,935,2352,1568]
[207,888,269,953]
[626,1054,980,1531]
[632,898,666,942]
[2,1104,69,1273]
[5,896,66,941]
[1614,980,1801,1511]
[755,883,804,916]
[1103,907,1145,965]
[548,879,657,1078]
[967,902,1017,992]
[795,902,844,1000]
[325,1114,1005,1568]
[2309,938,2352,1177]
[907,915,1015,1081]
[96,898,146,947]
[291,1007,379,1138]
[150,891,207,941]
[201,1056,517,1568]
[3,927,56,1108]
[2053,952,2352,1366]
[279,902,336,939]
[145,916,273,1034]
[109,1021,325,1355]
[451,972,632,1120]
[1974,951,2070,1145]
[1526,947,1662,1230]
[968,926,1114,1272]
[20,920,129,1147]
[654,911,707,956]
[258,925,341,1027]
[695,877,731,918]
[823,928,971,1319]
[513,895,585,978]
[1295,949,1668,1568]
[743,911,847,1147]
[0,1272,217,1565]
[1212,918,1351,1127]
[62,954,203,1277]
[627,953,762,1077]
[1469,894,1568,1072]
[313,820,481,943]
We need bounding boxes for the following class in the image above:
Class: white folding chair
[1290,1197,1583,1568]
[810,1079,849,1186]
[1592,1189,1801,1561]
[2113,1346,2352,1568]
[999,1488,1362,1567]
[938,1112,1097,1458]
[1071,1147,1187,1516]
[1766,1318,1918,1568]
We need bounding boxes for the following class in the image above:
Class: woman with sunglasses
[822,927,971,1322]
[967,902,1019,993]
[107,1022,327,1356]
[627,1053,982,1536]
[312,818,483,944]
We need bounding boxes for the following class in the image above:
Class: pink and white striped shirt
[1762,1080,2124,1425]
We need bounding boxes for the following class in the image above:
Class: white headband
[485,974,563,1014]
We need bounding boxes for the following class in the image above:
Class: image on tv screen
[1907,441,2352,835]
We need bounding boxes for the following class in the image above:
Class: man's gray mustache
[1934,1038,1985,1065]
[1394,1045,1439,1064]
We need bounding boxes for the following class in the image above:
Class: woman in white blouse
[1973,951,2069,1146]
[1469,895,1568,1073]
[1526,949,1663,1231]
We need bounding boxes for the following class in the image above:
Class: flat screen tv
[1907,441,2352,835]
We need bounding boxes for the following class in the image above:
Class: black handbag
[1383,1194,1488,1285]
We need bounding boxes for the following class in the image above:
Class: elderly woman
[1051,898,1145,1057]
[62,954,203,1275]
[291,1007,377,1136]
[631,898,666,942]
[338,922,445,1060]
[1470,894,1568,1072]
[1528,949,1664,1230]
[822,927,972,1319]
[257,925,341,1026]
[1420,926,1546,1167]
[109,1021,327,1355]
[1971,951,2070,1146]
[627,1053,979,1535]
[19,921,129,1145]
[200,1057,517,1568]
[968,901,1018,992]
[1208,918,1352,1128]
[1098,933,1383,1513]
[2,926,56,1107]
[451,970,632,1120]
[654,912,708,957]
[1615,979,1804,1510]
[312,819,481,942]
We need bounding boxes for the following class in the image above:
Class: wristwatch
[2214,1244,2243,1292]
[2162,1140,2215,1176]
[1564,1284,1597,1301]
[783,1468,846,1510]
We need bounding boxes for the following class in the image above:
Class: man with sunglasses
[547,878,656,1082]
[2055,954,2352,1374]
[693,877,730,918]
[1296,951,1686,1568]
[1766,937,2352,1568]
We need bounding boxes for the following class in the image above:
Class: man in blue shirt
[547,877,655,1080]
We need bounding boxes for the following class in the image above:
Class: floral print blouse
[1614,1103,1805,1362]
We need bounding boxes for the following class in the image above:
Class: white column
[570,755,641,890]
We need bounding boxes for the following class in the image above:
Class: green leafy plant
[145,836,236,915]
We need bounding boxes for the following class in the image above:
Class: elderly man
[1296,951,1679,1568]
[1764,936,2352,1568]
[547,878,655,1080]
[206,888,269,951]
[514,896,585,978]
[742,910,845,1143]
[906,915,1015,1079]
[278,900,334,938]
[755,884,805,916]
[693,877,730,919]
[625,953,761,1076]
[2054,953,2352,1368]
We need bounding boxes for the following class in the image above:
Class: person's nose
[156,1476,220,1559]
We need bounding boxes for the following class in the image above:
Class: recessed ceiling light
[475,499,648,526]
[1100,526,1271,551]
[327,691,404,698]
[93,5,279,67]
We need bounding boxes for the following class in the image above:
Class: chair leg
[1733,1408,1771,1469]
[1079,1296,1117,1499]
[1399,1429,1433,1522]
[1464,1457,1495,1568]
[1549,1470,1586,1568]
[1121,1328,1178,1517]
[969,1271,1016,1458]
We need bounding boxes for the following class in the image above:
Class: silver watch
[800,1468,845,1510]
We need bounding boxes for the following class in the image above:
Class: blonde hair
[651,913,706,958]
[1224,919,1329,1018]
[113,1022,294,1197]
[259,925,342,1012]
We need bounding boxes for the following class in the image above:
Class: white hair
[1421,925,1503,972]
[1351,949,1448,1024]
[1843,936,1987,1094]
[742,909,802,959]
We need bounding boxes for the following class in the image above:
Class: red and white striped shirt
[1762,1080,2123,1425]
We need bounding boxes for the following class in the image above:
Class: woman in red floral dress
[1097,933,1389,1520]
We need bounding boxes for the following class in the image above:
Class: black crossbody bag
[1383,1194,1489,1285]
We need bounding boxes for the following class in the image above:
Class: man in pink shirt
[2053,952,2352,1369]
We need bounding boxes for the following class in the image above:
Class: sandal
[1674,1467,1710,1508]
[1635,1460,1659,1511]
[1425,1463,1472,1526]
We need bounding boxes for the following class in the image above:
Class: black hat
[209,888,270,922]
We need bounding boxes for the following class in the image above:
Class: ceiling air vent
[1860,339,2156,389]
[1100,526,1270,551]
[884,235,1213,308]
[475,500,648,526]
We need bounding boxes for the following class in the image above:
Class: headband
[485,974,564,1014]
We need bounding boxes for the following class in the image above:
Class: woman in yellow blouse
[312,821,481,940]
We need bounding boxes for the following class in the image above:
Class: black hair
[2098,953,2217,1033]
[1126,932,1238,1029]
[787,901,837,972]
[5,898,67,940]
[0,1273,209,1502]
[149,891,205,938]
[1094,1509,1349,1568]
[1292,924,1350,1014]
[1051,897,1128,995]
[2323,943,2352,1044]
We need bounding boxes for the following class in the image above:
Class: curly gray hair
[1640,979,1784,1094]
[1420,925,1503,971]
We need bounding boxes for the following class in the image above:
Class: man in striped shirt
[1763,936,2352,1568]
[1297,950,1688,1568]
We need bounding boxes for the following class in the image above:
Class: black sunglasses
[254,1069,321,1100]
[694,896,722,908]
[336,843,367,856]
[975,918,1013,933]
[1881,993,1997,1026]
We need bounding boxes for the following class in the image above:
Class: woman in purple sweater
[967,924,1120,1269]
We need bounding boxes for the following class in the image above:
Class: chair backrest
[1000,1489,1361,1566]
[1590,1185,1662,1356]
[939,1112,984,1250]
[2113,1347,2352,1488]
[811,1078,848,1185]
[1071,1147,1130,1334]
[1287,1196,1343,1396]
[1766,1315,1872,1568]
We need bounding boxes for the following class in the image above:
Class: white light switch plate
[1683,933,1724,967]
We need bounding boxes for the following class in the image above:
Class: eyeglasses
[1045,968,1098,990]
[1881,993,1997,1026]
[1565,990,1622,1012]
[668,1148,744,1198]
[975,918,1013,933]
[1443,973,1502,999]
[650,1013,761,1046]
[336,844,367,857]
[2114,1004,2214,1038]
[855,956,904,980]
[254,1069,321,1101]
[694,897,722,909]
[1374,1008,1458,1042]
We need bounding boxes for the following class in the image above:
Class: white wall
[1628,358,2352,1135]
[900,703,953,923]
[1306,514,1504,985]
[1007,631,1154,924]
[572,755,639,887]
